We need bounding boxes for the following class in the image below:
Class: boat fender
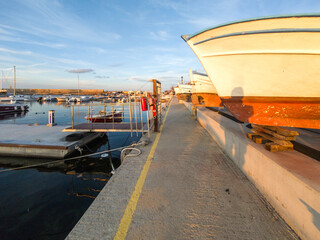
[140,98,147,111]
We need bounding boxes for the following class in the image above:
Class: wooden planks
[248,125,298,151]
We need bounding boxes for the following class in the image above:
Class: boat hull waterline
[191,93,223,107]
[183,15,320,129]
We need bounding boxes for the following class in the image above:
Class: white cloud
[67,69,94,74]
[0,47,32,55]
[150,30,169,40]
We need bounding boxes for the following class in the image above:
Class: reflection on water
[0,101,142,240]
[0,111,27,121]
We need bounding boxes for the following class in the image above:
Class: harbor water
[0,100,143,240]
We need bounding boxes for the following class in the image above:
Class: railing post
[134,93,138,136]
[112,105,115,129]
[71,105,74,129]
[147,101,150,138]
[129,96,132,137]
[153,80,158,132]
[87,105,90,123]
[90,105,93,130]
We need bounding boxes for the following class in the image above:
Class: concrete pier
[192,103,320,240]
[67,97,298,239]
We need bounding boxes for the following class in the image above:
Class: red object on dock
[140,98,147,111]
[152,107,157,117]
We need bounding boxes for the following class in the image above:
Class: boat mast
[1,71,2,90]
[13,65,16,96]
[77,74,80,96]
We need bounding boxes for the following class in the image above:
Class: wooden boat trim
[202,50,320,58]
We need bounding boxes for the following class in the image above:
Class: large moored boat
[174,83,193,102]
[182,14,320,129]
[190,69,222,107]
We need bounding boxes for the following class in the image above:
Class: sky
[0,0,319,91]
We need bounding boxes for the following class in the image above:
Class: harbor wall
[6,89,104,95]
[183,101,320,240]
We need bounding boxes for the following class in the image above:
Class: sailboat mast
[1,71,2,90]
[13,65,16,96]
[77,74,80,96]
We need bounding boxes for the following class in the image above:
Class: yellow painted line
[114,99,173,240]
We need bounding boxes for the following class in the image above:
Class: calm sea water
[0,100,143,240]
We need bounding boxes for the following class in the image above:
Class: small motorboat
[43,95,57,102]
[85,110,123,123]
[0,103,29,114]
[57,94,71,102]
[76,96,91,102]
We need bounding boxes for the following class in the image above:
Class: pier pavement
[67,97,298,239]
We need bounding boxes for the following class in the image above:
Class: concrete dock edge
[182,101,320,240]
[66,131,158,239]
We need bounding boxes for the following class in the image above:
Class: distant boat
[68,96,77,102]
[43,95,57,102]
[76,96,91,102]
[0,96,12,103]
[182,14,320,129]
[56,96,69,102]
[190,69,222,107]
[9,95,25,102]
[85,110,123,123]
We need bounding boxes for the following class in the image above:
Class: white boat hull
[183,15,320,128]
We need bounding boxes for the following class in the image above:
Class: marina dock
[0,124,103,158]
[63,122,149,133]
[67,97,304,239]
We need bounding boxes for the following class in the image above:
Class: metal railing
[68,94,153,137]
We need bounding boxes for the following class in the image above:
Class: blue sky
[0,0,319,91]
